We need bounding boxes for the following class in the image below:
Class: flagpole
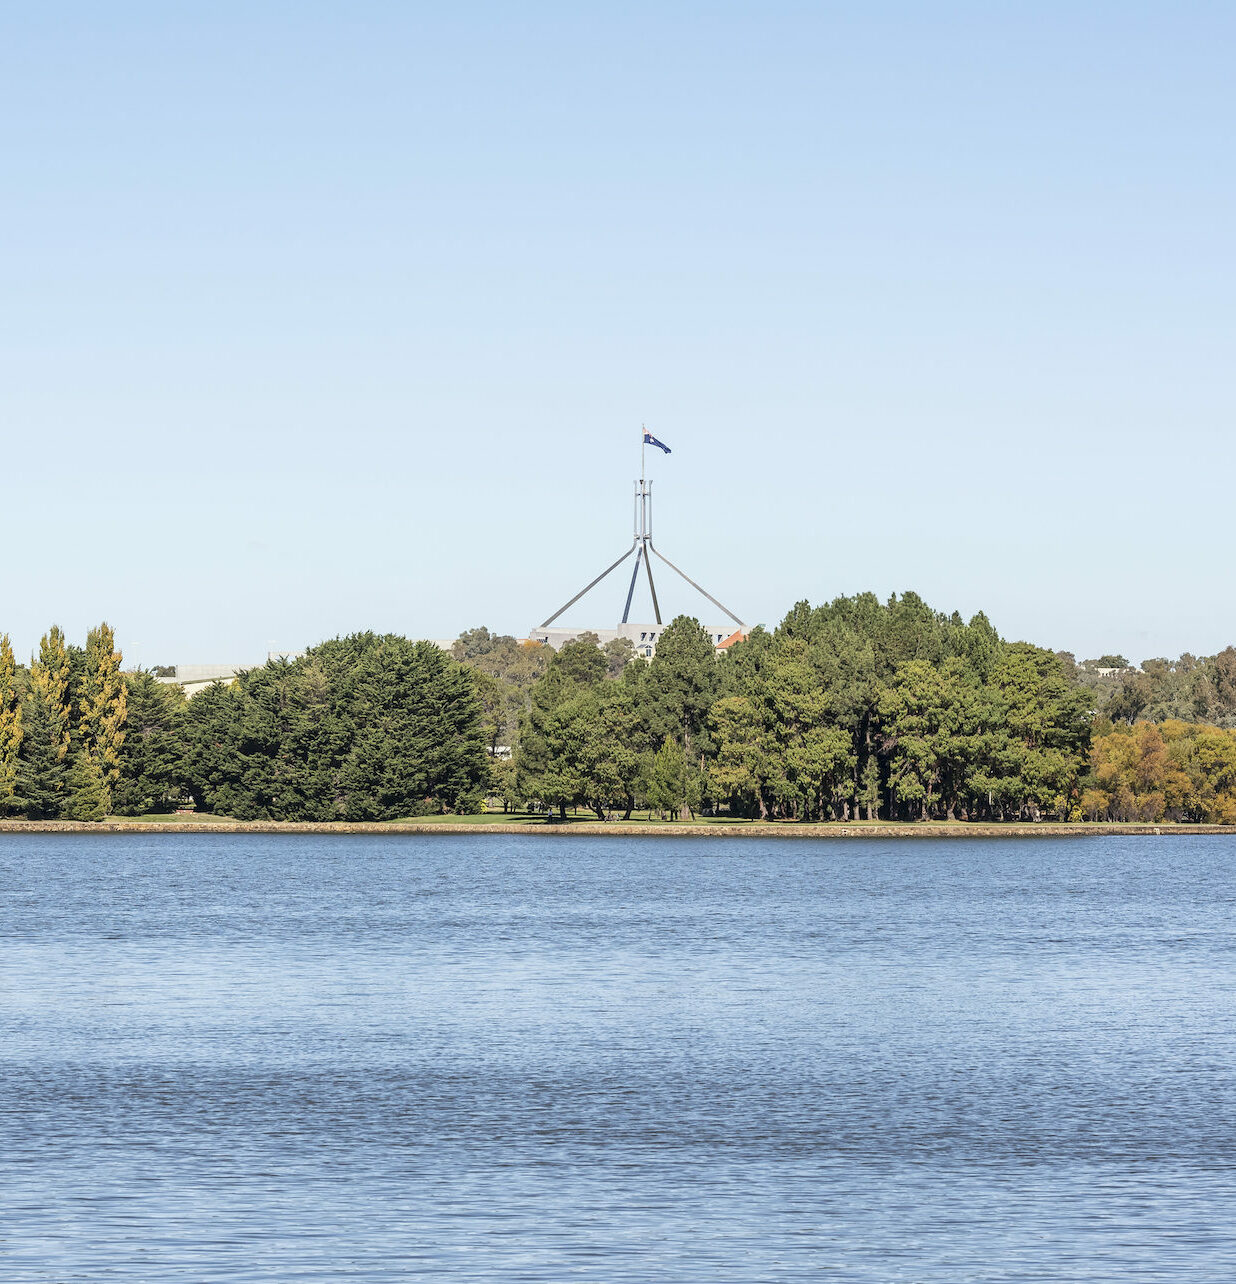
[535,423,742,638]
[640,423,646,540]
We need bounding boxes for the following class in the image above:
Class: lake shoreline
[1,819,1231,838]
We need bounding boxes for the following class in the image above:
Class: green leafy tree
[603,636,634,679]
[857,755,882,821]
[980,643,1092,819]
[644,737,704,820]
[532,691,591,817]
[643,616,721,760]
[881,658,982,821]
[516,635,610,815]
[709,694,771,818]
[452,627,550,692]
[762,638,857,820]
[486,755,522,812]
[469,668,521,757]
[577,684,644,818]
[451,627,553,760]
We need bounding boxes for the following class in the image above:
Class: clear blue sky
[3,3,1232,668]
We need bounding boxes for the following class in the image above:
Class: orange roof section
[717,630,746,650]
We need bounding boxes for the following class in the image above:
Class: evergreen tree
[66,749,108,821]
[78,622,128,802]
[0,633,22,815]
[30,626,72,765]
[880,657,981,821]
[181,634,488,821]
[643,616,721,759]
[13,681,68,819]
[112,672,187,814]
[709,694,771,818]
[643,737,704,821]
[980,643,1092,820]
[857,755,882,821]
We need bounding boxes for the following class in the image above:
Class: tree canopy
[4,600,1236,825]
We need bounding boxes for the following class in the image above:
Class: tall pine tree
[66,750,109,822]
[31,626,72,764]
[14,680,68,819]
[0,633,22,815]
[112,672,186,815]
[76,621,127,813]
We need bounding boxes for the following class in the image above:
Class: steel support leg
[648,542,744,627]
[622,548,643,623]
[643,542,662,625]
[539,542,637,628]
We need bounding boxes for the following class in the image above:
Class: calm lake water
[2,832,1235,1281]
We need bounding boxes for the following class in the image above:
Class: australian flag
[643,429,671,454]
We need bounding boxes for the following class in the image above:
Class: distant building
[528,622,743,660]
[156,626,749,699]
[155,651,299,697]
[155,663,251,698]
[153,644,457,698]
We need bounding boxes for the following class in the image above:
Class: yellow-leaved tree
[31,626,72,762]
[77,622,128,808]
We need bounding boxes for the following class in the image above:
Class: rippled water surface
[3,831,1235,1281]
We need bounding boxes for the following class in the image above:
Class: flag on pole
[643,429,671,454]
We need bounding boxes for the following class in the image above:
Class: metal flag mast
[538,427,745,631]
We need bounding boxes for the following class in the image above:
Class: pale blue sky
[3,3,1232,668]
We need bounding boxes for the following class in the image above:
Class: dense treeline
[4,597,1236,823]
[464,600,1236,824]
[1,624,127,820]
[181,634,487,819]
[1083,722,1236,823]
[512,595,1095,821]
[1072,649,1236,727]
[0,630,488,821]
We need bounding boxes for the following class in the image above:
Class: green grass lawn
[395,810,774,825]
[103,811,241,824]
[91,810,1194,831]
[105,809,762,826]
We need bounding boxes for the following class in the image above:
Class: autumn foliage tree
[1084,720,1236,823]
